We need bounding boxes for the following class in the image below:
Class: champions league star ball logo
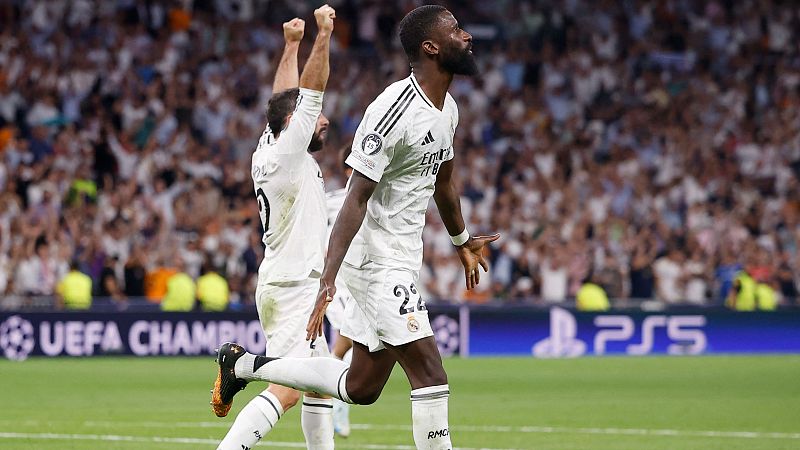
[361,133,383,155]
[0,315,35,361]
[431,315,459,357]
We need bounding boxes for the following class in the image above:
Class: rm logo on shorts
[407,316,420,332]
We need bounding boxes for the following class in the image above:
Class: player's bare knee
[349,390,381,405]
[280,390,301,410]
[346,383,383,405]
[401,356,447,388]
[269,385,301,410]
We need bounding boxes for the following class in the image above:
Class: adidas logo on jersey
[420,130,435,146]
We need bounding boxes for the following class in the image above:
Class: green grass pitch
[1,355,798,449]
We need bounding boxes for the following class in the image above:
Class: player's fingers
[479,257,489,272]
[475,233,501,243]
[474,266,480,285]
[306,319,315,340]
[312,314,323,340]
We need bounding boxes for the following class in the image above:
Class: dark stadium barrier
[1,307,799,360]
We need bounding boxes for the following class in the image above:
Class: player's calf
[230,346,353,403]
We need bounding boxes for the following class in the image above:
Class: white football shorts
[324,278,352,331]
[339,261,434,352]
[255,277,330,358]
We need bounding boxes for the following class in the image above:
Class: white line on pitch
[0,433,298,447]
[351,424,800,440]
[0,431,516,450]
[79,421,800,440]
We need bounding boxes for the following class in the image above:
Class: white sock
[332,348,352,435]
[217,389,283,450]
[410,384,452,450]
[301,395,334,450]
[236,354,352,403]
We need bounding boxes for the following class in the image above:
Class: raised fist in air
[283,18,305,42]
[314,4,336,33]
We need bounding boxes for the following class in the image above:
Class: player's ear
[422,40,439,57]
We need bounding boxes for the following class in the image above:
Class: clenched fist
[314,4,336,33]
[283,18,305,42]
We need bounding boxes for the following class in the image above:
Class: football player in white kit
[211,6,337,450]
[214,5,499,449]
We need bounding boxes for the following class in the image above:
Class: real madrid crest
[361,132,383,155]
[407,315,420,333]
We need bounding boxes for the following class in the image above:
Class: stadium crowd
[0,0,799,309]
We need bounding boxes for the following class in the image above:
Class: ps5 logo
[532,307,587,358]
[533,308,707,357]
[594,314,706,355]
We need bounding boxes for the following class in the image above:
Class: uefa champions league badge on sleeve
[407,315,420,333]
[361,133,383,155]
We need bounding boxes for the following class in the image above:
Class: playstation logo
[532,307,586,358]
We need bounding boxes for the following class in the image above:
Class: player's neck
[411,66,452,111]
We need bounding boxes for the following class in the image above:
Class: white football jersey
[252,88,327,283]
[345,73,458,272]
[326,186,366,264]
[325,187,347,238]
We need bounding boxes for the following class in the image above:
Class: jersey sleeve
[443,97,458,163]
[273,88,323,155]
[345,97,407,182]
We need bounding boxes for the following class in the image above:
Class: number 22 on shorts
[394,283,426,315]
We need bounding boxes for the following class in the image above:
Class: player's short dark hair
[399,4,448,63]
[266,88,299,135]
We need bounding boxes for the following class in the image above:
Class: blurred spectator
[629,236,657,301]
[124,248,147,297]
[726,270,757,311]
[144,259,178,303]
[576,277,610,312]
[684,248,710,305]
[14,236,66,296]
[755,281,778,311]
[540,250,568,303]
[98,255,127,305]
[196,263,229,312]
[55,261,92,310]
[653,247,684,304]
[161,259,195,312]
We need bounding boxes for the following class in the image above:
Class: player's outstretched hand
[314,4,336,33]
[456,233,500,290]
[307,279,336,341]
[283,18,305,42]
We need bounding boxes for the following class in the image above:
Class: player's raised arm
[433,159,500,290]
[299,5,335,92]
[272,5,334,155]
[272,18,305,93]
